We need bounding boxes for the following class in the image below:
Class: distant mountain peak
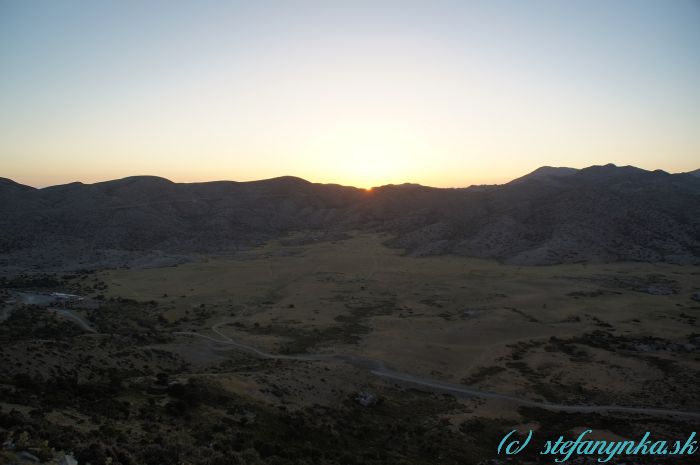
[578,164,667,181]
[530,165,578,175]
[508,166,578,184]
[0,177,37,191]
[0,177,25,186]
[256,175,312,185]
[107,175,174,184]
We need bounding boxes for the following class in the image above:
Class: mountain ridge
[2,164,700,270]
[9,163,699,191]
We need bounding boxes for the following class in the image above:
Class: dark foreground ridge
[2,164,700,269]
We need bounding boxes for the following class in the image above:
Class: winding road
[49,308,97,333]
[174,323,700,420]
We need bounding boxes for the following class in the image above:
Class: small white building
[50,292,83,301]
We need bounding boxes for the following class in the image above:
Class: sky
[1,0,699,189]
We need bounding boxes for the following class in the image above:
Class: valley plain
[2,232,699,464]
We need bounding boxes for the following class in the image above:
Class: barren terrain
[2,232,698,464]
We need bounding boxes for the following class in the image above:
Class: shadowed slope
[1,165,699,268]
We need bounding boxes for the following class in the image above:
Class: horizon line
[4,163,699,191]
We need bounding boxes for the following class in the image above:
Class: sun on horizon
[1,1,699,188]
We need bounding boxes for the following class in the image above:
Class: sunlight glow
[1,1,699,187]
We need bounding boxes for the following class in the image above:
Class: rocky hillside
[383,165,700,264]
[1,164,700,269]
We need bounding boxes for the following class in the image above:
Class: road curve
[49,308,97,333]
[174,325,700,420]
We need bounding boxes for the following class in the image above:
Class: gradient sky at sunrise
[1,0,699,188]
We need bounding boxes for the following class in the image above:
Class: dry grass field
[2,232,699,464]
[98,232,700,415]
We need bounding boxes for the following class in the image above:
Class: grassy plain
[99,232,700,414]
[2,232,699,464]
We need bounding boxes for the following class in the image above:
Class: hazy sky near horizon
[1,1,699,188]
